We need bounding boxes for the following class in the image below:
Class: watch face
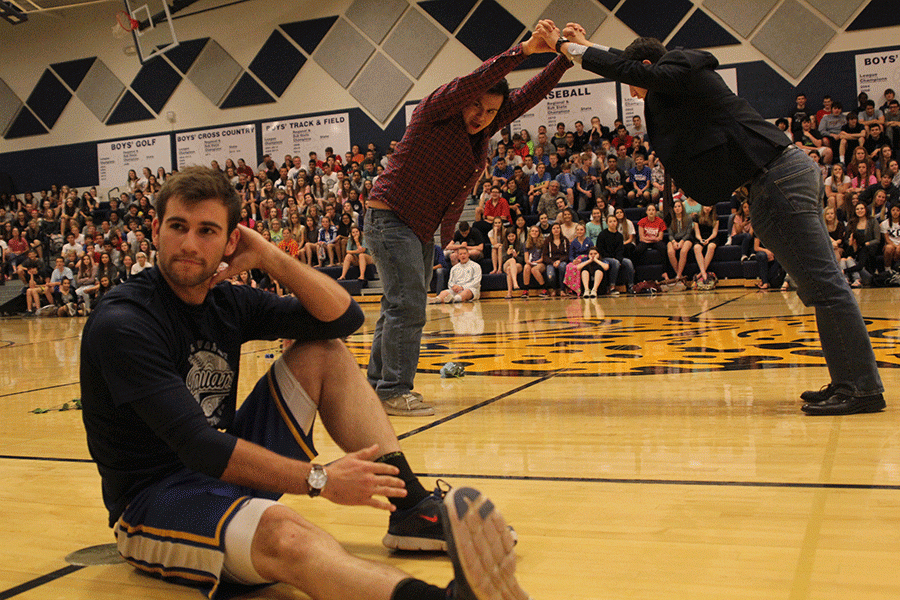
[308,467,327,489]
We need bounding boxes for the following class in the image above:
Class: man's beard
[158,250,219,289]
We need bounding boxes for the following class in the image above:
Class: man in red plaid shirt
[365,25,572,416]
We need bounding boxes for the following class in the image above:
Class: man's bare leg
[281,339,441,551]
[250,505,409,600]
[282,339,400,454]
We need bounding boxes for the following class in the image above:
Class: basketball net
[112,10,138,40]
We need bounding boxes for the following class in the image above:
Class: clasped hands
[525,20,591,55]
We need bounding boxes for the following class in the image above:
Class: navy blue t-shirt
[81,267,363,525]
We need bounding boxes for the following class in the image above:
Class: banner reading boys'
[175,124,256,171]
[855,49,900,103]
[509,81,618,140]
[262,113,350,163]
[97,134,171,191]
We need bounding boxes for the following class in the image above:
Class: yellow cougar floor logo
[349,315,900,377]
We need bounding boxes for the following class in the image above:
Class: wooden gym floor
[1,287,899,600]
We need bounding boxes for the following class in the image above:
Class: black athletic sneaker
[442,487,530,600]
[383,480,518,552]
[800,383,837,404]
[382,481,450,551]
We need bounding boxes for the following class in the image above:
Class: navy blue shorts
[115,360,318,598]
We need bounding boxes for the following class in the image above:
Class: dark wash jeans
[748,146,883,397]
[364,208,434,399]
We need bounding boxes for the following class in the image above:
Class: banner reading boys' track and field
[262,113,350,163]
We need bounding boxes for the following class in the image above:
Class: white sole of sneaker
[440,487,529,600]
[381,406,436,417]
[381,533,447,552]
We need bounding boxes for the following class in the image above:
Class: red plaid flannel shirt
[369,45,572,245]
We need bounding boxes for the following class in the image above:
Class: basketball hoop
[113,10,138,39]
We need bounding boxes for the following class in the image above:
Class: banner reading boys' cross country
[175,124,256,171]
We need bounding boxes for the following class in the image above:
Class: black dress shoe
[802,392,886,416]
[800,383,837,403]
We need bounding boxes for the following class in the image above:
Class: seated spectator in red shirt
[483,186,511,223]
[611,125,633,151]
[634,204,667,265]
[512,133,530,159]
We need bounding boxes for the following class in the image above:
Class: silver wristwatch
[306,464,327,497]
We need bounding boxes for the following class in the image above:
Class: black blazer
[580,47,789,206]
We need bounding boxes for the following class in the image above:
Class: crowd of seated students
[451,92,900,294]
[5,93,900,313]
[0,143,386,314]
[453,117,760,295]
[784,90,900,287]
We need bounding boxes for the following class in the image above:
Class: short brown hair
[155,166,241,233]
[622,37,667,63]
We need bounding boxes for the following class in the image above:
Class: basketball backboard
[0,0,179,64]
[122,0,178,63]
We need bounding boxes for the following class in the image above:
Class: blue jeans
[602,257,634,289]
[754,251,781,285]
[546,261,567,289]
[364,209,433,399]
[748,146,883,397]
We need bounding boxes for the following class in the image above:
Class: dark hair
[621,37,667,63]
[832,101,843,111]
[458,220,470,232]
[156,166,241,233]
[486,78,510,103]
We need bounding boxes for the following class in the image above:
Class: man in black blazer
[532,20,884,416]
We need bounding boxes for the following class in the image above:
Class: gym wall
[0,0,898,195]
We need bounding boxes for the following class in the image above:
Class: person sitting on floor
[429,245,482,304]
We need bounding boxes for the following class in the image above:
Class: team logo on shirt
[186,347,234,426]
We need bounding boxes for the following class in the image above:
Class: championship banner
[97,134,171,191]
[855,49,900,101]
[621,68,737,126]
[262,113,350,162]
[175,124,256,171]
[404,81,618,144]
[509,81,618,139]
